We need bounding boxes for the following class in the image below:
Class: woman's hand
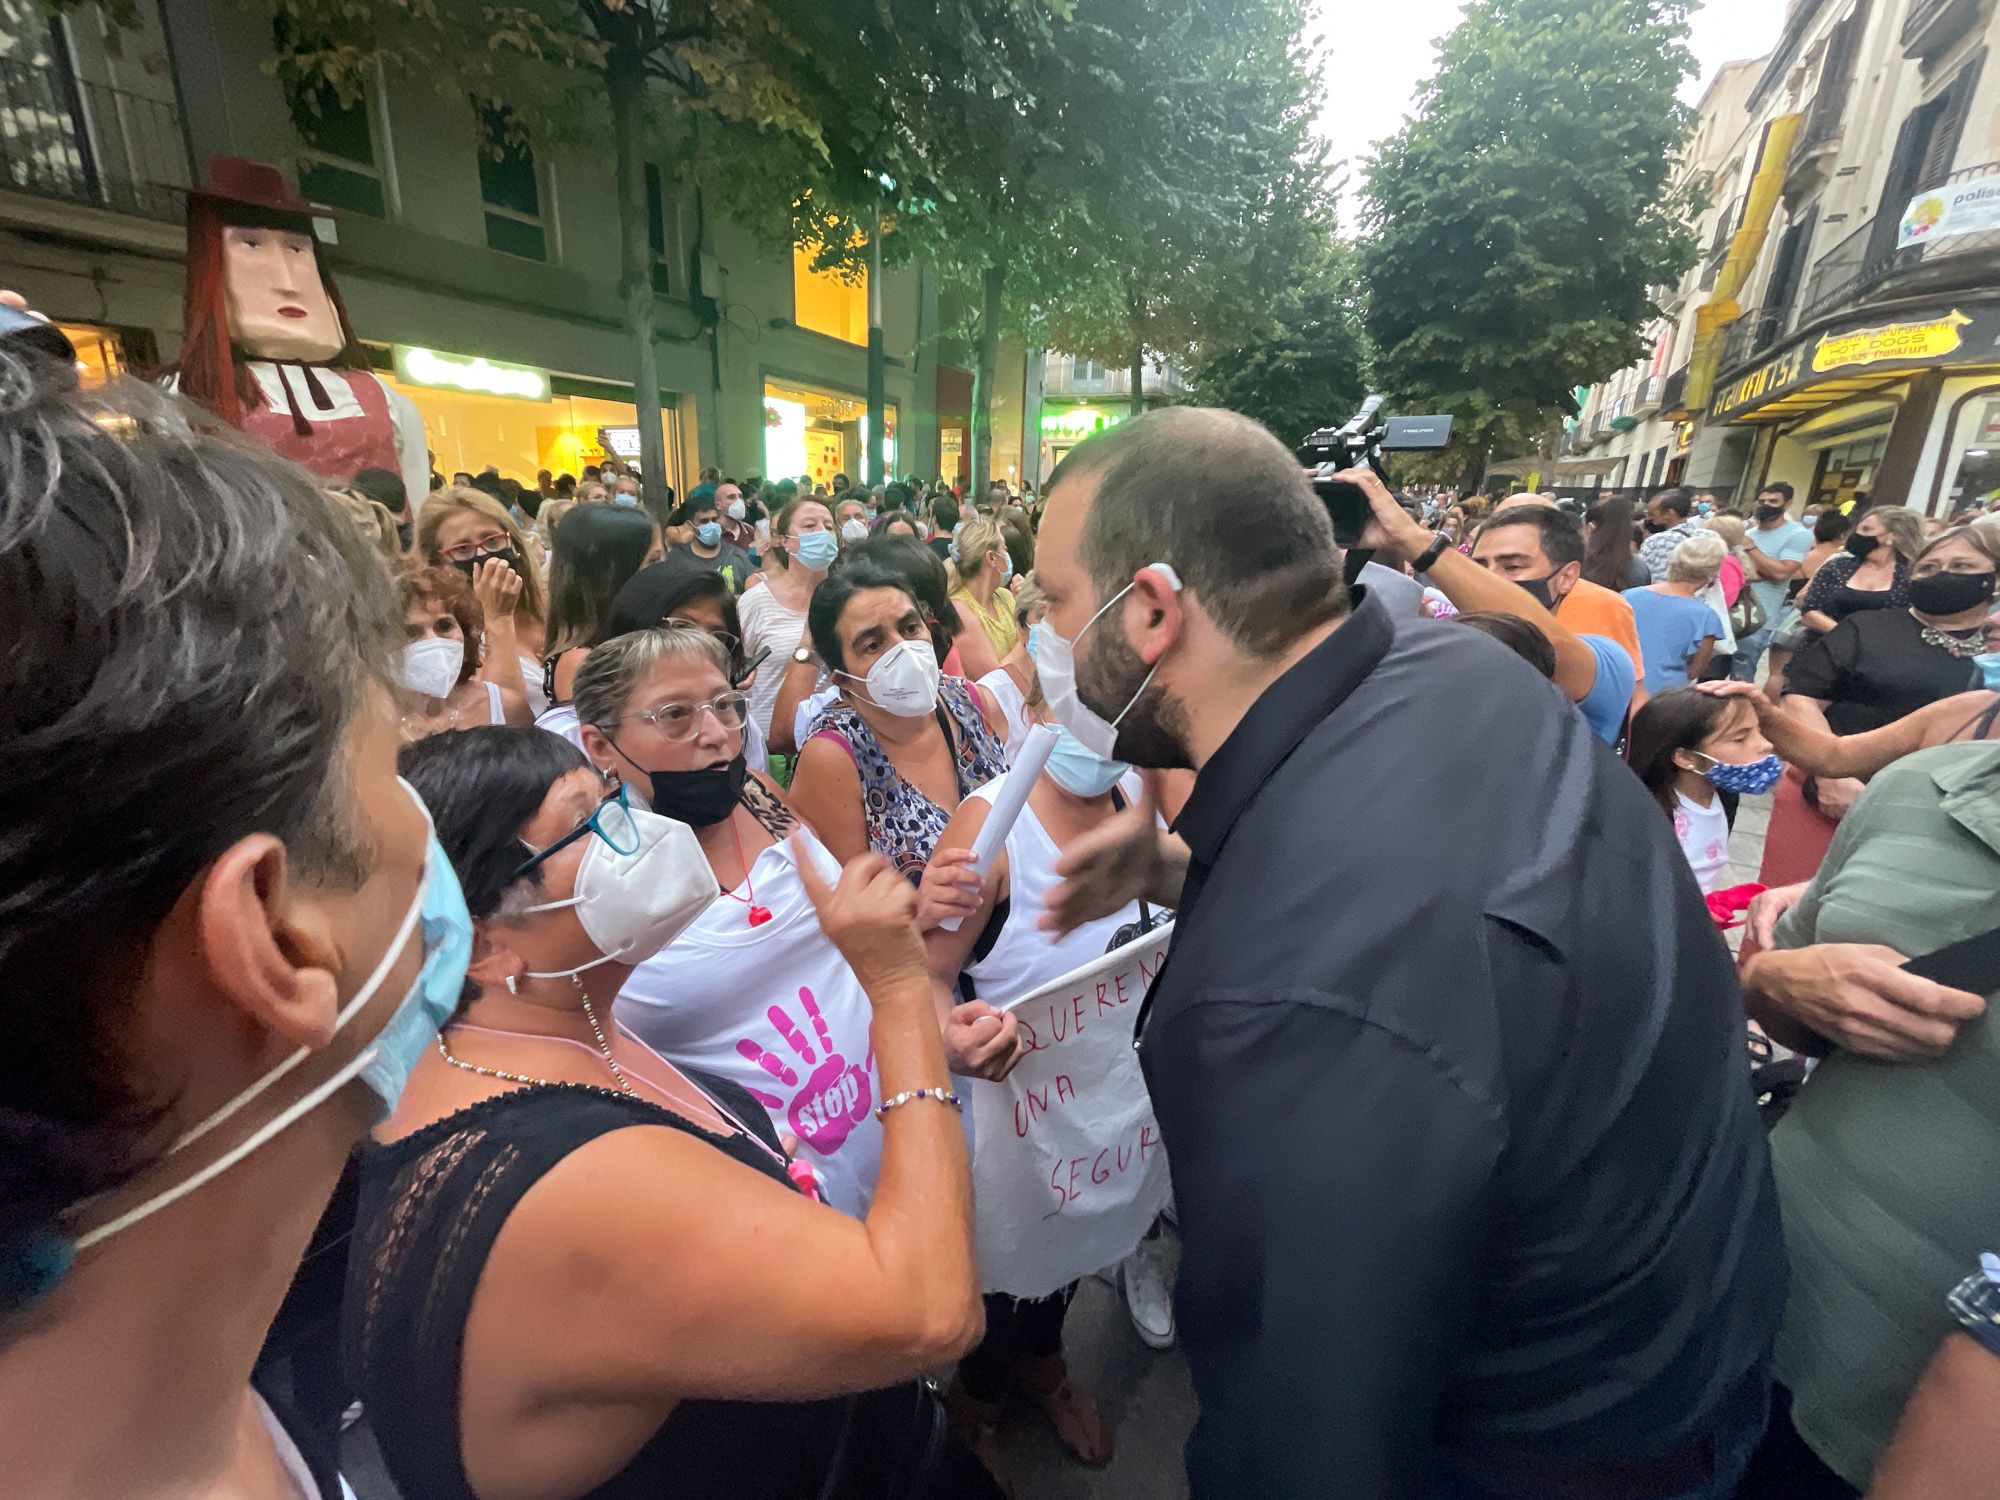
[1746,880,1810,950]
[1743,944,1986,1062]
[945,999,1025,1080]
[916,847,984,930]
[794,841,929,997]
[474,557,522,621]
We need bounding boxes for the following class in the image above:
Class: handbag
[817,1378,952,1500]
[1729,588,1767,639]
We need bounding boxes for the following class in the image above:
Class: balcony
[1041,352,1190,402]
[0,55,189,221]
[1698,195,1744,292]
[1794,159,2000,328]
[1634,374,1666,415]
[1660,365,1690,419]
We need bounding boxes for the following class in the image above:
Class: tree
[1189,246,1370,445]
[257,0,1058,502]
[1358,0,1699,487]
[1034,0,1332,420]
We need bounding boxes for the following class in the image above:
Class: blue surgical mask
[794,529,840,572]
[696,522,722,548]
[999,552,1014,586]
[1696,752,1784,796]
[613,491,640,508]
[1978,652,2000,691]
[1043,724,1131,798]
[68,784,473,1257]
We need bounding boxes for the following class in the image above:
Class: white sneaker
[1119,1230,1177,1350]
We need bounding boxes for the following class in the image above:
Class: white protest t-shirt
[617,825,884,1216]
[961,776,1144,1005]
[1673,790,1732,894]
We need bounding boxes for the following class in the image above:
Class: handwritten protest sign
[970,923,1174,1298]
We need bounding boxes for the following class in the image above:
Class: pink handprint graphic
[735,986,873,1155]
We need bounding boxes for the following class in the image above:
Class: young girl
[1627,686,1781,893]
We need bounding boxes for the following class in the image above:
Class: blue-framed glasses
[510,785,640,883]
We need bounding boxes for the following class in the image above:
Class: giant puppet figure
[171,156,429,505]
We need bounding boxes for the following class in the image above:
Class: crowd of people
[6,303,2000,1500]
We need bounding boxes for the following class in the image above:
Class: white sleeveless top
[482,680,506,724]
[959,776,1146,1006]
[616,824,884,1215]
[976,668,1030,757]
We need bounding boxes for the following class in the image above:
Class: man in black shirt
[1033,408,1785,1498]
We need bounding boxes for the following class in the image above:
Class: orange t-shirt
[1557,578,1645,683]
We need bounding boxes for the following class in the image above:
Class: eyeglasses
[510,785,640,883]
[626,690,749,740]
[439,532,513,564]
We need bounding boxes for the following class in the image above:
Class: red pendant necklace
[721,812,773,926]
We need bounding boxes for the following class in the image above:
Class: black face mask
[643,752,749,828]
[1516,574,1558,609]
[1642,517,1666,534]
[451,547,524,580]
[1844,531,1880,560]
[396,521,414,552]
[1755,504,1786,524]
[1909,570,1998,618]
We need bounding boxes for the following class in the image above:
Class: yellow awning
[1685,112,1803,414]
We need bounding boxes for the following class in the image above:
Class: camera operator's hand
[1326,466,1430,562]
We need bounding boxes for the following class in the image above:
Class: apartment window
[645,163,678,296]
[1074,358,1105,384]
[1756,209,1816,350]
[274,23,388,216]
[1868,52,1985,261]
[476,104,546,261]
[792,242,866,344]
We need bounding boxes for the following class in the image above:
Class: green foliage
[1358,0,1700,472]
[1189,247,1371,445]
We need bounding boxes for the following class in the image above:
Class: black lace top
[343,1076,856,1500]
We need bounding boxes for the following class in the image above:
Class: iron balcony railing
[0,54,189,220]
[1795,158,2000,327]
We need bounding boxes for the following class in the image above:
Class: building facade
[1574,0,2000,517]
[0,0,951,492]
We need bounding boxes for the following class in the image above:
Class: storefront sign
[972,924,1174,1298]
[1041,406,1124,438]
[1811,311,1971,372]
[1711,304,2000,422]
[393,345,549,402]
[1899,171,2000,249]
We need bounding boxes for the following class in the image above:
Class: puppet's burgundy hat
[182,155,331,221]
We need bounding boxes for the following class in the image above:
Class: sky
[1310,0,1793,229]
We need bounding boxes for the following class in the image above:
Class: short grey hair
[1050,407,1345,657]
[0,345,399,1285]
[1668,532,1727,585]
[573,624,731,731]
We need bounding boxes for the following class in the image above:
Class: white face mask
[842,637,941,718]
[840,518,869,543]
[401,637,464,699]
[726,499,747,521]
[518,805,715,977]
[1030,563,1184,760]
[73,782,473,1254]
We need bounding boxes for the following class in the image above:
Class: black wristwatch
[1412,531,1452,575]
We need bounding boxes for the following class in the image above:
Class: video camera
[1297,396,1453,546]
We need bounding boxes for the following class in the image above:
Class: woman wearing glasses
[352,723,999,1500]
[575,627,1023,1218]
[418,485,554,714]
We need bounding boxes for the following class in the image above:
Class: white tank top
[959,777,1145,1006]
[977,668,1030,757]
[616,824,884,1215]
[483,680,505,725]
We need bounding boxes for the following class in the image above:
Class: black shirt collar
[1173,594,1394,866]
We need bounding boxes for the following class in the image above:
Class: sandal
[1013,1355,1113,1468]
[942,1376,1014,1497]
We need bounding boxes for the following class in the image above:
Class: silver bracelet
[875,1086,964,1120]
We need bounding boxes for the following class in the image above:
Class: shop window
[764,378,895,483]
[792,245,867,344]
[274,22,390,217]
[1936,388,2000,516]
[476,104,547,261]
[1811,433,1888,510]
